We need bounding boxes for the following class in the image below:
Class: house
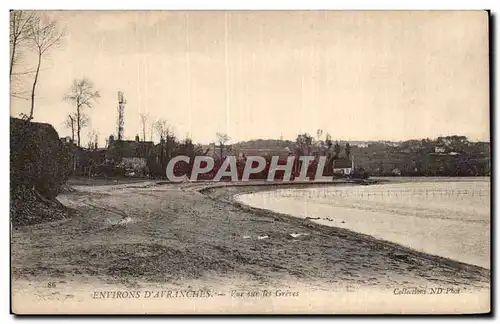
[434,146,446,153]
[106,135,155,162]
[332,157,354,175]
[106,135,155,176]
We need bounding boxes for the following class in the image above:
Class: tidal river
[235,178,490,269]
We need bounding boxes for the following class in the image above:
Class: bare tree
[325,133,333,150]
[316,129,324,155]
[87,129,99,150]
[28,14,64,119]
[139,113,149,141]
[216,132,231,159]
[94,130,99,150]
[64,78,100,147]
[316,129,323,142]
[154,119,176,168]
[10,11,37,80]
[64,113,76,143]
[10,11,38,101]
[149,122,154,142]
[154,119,170,141]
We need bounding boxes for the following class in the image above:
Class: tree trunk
[166,137,170,163]
[10,40,16,80]
[160,140,165,175]
[76,102,81,147]
[29,52,42,119]
[69,115,75,143]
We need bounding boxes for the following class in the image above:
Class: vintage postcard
[10,10,490,314]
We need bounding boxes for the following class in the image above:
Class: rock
[290,233,309,238]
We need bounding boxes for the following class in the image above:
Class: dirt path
[11,181,490,313]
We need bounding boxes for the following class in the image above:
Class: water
[235,178,490,269]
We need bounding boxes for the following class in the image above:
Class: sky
[10,10,490,146]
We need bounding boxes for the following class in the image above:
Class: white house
[332,157,354,175]
[434,146,446,153]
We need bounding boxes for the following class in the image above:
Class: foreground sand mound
[10,186,73,227]
[10,117,73,226]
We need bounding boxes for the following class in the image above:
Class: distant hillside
[232,138,405,148]
[231,136,490,176]
[233,137,489,150]
[232,139,295,150]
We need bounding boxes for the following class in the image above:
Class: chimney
[135,134,140,142]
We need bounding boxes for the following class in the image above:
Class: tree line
[294,131,351,160]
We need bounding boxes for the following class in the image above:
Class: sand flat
[236,179,490,268]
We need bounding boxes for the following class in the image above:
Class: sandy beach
[235,179,490,268]
[11,180,491,314]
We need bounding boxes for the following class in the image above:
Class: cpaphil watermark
[165,155,339,182]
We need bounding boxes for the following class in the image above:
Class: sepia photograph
[9,10,490,314]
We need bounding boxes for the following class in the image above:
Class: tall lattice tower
[117,91,126,140]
